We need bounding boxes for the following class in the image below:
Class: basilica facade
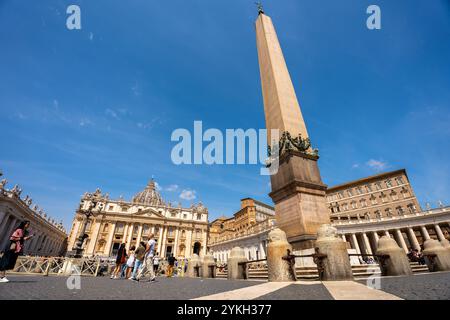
[67,180,209,259]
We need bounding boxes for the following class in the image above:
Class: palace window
[385,208,392,217]
[183,214,187,219]
[351,201,357,209]
[366,184,373,192]
[108,205,114,211]
[391,191,398,201]
[380,192,387,203]
[407,204,416,214]
[396,206,404,216]
[375,210,382,219]
[396,177,404,185]
[385,179,393,188]
[401,187,410,198]
[375,182,382,190]
[356,187,363,195]
[364,213,370,220]
[360,199,367,207]
[347,189,353,197]
[370,195,377,205]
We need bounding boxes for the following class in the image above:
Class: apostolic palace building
[66,180,209,258]
[208,169,450,263]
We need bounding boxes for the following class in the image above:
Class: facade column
[186,228,193,258]
[202,228,208,256]
[394,229,408,253]
[407,228,421,251]
[420,226,430,240]
[173,227,180,257]
[125,223,134,251]
[87,220,102,256]
[136,223,143,246]
[105,222,117,257]
[160,226,168,257]
[350,233,362,254]
[157,225,164,254]
[434,224,445,241]
[362,232,373,255]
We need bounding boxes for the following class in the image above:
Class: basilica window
[171,212,176,217]
[168,227,174,236]
[197,214,202,220]
[108,205,114,211]
[116,223,124,233]
[183,214,187,219]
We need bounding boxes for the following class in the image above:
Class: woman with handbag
[0,220,34,283]
[110,243,127,279]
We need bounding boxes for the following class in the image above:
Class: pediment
[135,208,165,218]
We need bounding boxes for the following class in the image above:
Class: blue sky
[1,0,449,230]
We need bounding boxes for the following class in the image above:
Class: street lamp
[73,200,103,258]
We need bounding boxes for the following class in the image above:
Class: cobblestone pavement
[357,272,450,300]
[0,275,263,300]
[1,271,449,300]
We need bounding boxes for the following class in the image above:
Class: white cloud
[105,108,119,119]
[79,118,93,127]
[366,159,388,172]
[166,184,179,192]
[179,189,196,201]
[352,163,360,169]
[89,32,94,41]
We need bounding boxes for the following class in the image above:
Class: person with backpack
[129,242,146,281]
[166,253,177,278]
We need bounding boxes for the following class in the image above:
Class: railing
[10,256,104,277]
[238,258,267,279]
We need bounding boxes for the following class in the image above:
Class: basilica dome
[132,180,164,206]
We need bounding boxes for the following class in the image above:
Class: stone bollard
[202,253,216,278]
[376,236,412,276]
[227,247,248,280]
[315,225,353,281]
[440,239,450,250]
[187,254,202,278]
[422,239,450,272]
[267,228,296,282]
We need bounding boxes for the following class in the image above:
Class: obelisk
[255,7,330,250]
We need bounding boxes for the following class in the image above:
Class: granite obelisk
[255,9,330,249]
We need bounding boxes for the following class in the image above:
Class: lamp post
[73,200,103,258]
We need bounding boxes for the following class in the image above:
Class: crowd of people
[108,233,187,282]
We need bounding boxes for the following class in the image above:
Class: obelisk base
[269,151,330,250]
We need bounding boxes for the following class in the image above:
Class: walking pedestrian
[125,246,136,279]
[111,243,127,279]
[166,253,177,277]
[130,242,146,281]
[135,233,156,282]
[153,252,160,275]
[0,220,34,283]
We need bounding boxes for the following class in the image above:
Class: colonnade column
[420,226,430,241]
[362,232,373,255]
[406,228,421,251]
[350,233,361,254]
[434,224,445,241]
[394,229,408,253]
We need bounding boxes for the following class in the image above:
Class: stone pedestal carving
[315,225,353,281]
[423,239,450,272]
[202,253,216,278]
[187,254,202,278]
[267,228,296,282]
[227,247,248,280]
[376,236,412,276]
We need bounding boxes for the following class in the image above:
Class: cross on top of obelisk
[255,1,264,15]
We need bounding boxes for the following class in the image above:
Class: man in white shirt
[135,233,156,282]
